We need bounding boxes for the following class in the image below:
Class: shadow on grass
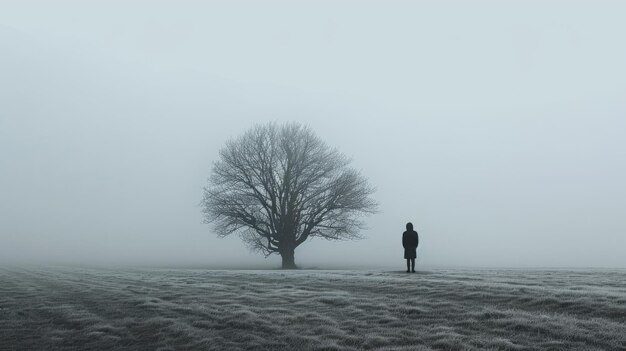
[382,270,435,275]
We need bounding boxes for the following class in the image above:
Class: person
[402,222,419,273]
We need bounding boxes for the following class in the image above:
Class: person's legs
[406,259,410,272]
[411,258,415,272]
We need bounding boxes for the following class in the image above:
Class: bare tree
[202,122,378,269]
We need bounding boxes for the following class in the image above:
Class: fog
[1,1,625,268]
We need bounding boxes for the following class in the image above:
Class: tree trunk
[280,248,297,269]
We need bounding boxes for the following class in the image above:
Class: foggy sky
[1,1,625,268]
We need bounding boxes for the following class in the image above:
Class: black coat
[402,230,419,259]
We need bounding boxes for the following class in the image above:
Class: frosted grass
[1,267,625,350]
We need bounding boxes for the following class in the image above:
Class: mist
[1,1,625,268]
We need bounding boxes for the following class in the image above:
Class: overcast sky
[1,1,625,268]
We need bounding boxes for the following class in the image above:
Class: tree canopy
[202,122,377,268]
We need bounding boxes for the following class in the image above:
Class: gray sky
[1,1,625,268]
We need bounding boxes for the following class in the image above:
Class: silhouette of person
[402,222,419,272]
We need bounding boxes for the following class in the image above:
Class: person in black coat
[402,222,419,273]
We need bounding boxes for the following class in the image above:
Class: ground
[1,266,625,350]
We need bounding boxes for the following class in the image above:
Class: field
[1,266,625,350]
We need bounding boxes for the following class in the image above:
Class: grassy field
[1,266,625,350]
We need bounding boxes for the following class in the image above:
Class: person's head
[406,222,413,231]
